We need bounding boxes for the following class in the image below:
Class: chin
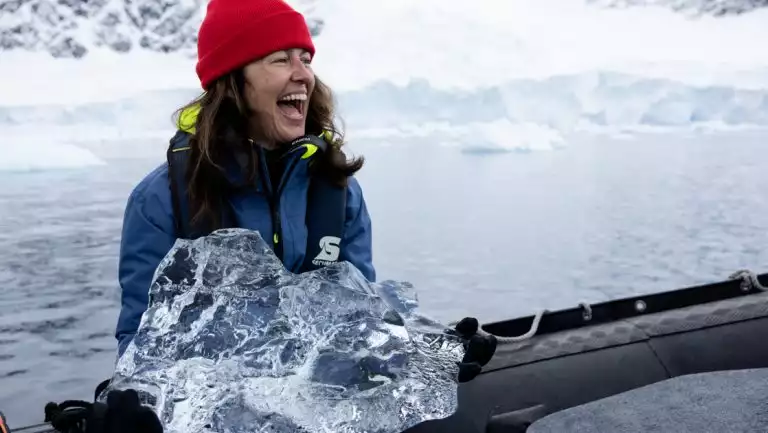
[278,128,307,143]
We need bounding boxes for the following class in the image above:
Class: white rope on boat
[729,269,767,292]
[486,271,765,345]
[496,308,548,342]
[496,301,594,342]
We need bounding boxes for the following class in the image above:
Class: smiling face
[242,48,315,146]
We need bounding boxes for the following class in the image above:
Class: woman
[115,0,375,356]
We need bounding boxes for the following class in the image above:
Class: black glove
[452,317,498,382]
[44,389,163,433]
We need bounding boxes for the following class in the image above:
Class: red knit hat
[195,0,316,90]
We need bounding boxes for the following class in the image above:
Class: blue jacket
[115,121,376,356]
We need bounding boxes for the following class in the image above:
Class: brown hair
[172,69,364,233]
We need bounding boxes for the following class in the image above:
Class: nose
[289,52,313,83]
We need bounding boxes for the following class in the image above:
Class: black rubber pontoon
[407,270,768,433]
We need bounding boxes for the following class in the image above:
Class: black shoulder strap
[301,175,347,272]
[291,135,348,273]
[167,131,237,239]
[167,130,193,239]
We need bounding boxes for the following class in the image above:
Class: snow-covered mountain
[0,0,322,58]
[1,0,766,59]
[589,0,768,16]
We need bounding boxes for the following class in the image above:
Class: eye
[301,56,312,66]
[272,56,289,64]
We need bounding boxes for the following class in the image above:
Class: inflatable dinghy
[8,271,768,433]
[407,270,768,433]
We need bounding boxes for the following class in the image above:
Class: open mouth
[277,93,306,120]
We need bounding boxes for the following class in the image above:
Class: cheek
[245,86,273,115]
[244,73,280,111]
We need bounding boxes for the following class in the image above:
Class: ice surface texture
[105,228,464,433]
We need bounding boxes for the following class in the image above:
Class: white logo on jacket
[312,236,341,266]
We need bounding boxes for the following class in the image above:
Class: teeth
[279,93,307,102]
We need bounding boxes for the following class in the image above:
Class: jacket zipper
[261,148,301,262]
[270,196,283,260]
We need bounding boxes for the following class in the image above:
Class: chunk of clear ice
[105,229,465,433]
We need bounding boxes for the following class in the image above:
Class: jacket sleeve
[115,175,177,357]
[340,177,376,282]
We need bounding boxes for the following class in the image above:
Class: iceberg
[104,228,465,433]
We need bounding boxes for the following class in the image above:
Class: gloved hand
[452,317,498,382]
[44,389,163,433]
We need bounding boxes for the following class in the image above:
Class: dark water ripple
[0,159,156,428]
